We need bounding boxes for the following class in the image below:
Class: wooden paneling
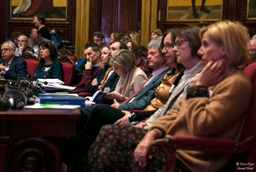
[0,1,5,43]
[92,0,142,44]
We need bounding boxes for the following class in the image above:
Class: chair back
[20,55,39,77]
[59,48,76,65]
[59,56,75,86]
[242,63,256,140]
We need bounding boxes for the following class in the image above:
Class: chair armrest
[148,135,237,172]
[170,135,237,153]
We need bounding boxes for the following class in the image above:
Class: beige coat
[150,70,252,172]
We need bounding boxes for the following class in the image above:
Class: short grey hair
[2,40,16,49]
[110,49,136,73]
[147,38,162,49]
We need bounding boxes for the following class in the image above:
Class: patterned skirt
[85,124,190,172]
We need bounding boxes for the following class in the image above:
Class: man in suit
[0,41,27,80]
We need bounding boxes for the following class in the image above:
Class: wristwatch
[128,112,137,123]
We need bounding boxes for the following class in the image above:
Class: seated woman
[32,41,62,80]
[104,49,148,102]
[86,20,252,172]
[126,39,150,76]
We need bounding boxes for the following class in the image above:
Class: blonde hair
[199,20,250,67]
[110,49,136,73]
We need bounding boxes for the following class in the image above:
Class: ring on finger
[136,150,142,154]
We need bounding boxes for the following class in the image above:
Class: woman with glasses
[85,21,252,172]
[32,41,62,80]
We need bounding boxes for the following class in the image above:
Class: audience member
[248,34,256,64]
[151,29,163,40]
[9,30,23,47]
[0,41,27,80]
[126,39,140,57]
[15,34,34,57]
[87,20,252,172]
[71,42,103,94]
[32,41,62,80]
[104,49,148,102]
[92,31,105,47]
[126,39,150,75]
[28,28,51,57]
[120,35,132,44]
[109,31,122,44]
[128,31,141,45]
[33,13,51,40]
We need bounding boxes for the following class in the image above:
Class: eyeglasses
[1,48,14,52]
[174,40,188,49]
[162,43,175,50]
[17,40,26,43]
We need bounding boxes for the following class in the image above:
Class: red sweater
[72,66,102,93]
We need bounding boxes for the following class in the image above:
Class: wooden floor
[167,5,222,21]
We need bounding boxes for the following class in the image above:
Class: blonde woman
[105,49,148,102]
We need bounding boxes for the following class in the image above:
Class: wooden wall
[88,0,141,44]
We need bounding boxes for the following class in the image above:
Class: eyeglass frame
[162,40,189,50]
[173,40,189,49]
[17,40,27,43]
[1,48,14,52]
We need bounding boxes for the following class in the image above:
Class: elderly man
[15,34,34,57]
[0,41,27,80]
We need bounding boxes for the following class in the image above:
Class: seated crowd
[1,20,255,172]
